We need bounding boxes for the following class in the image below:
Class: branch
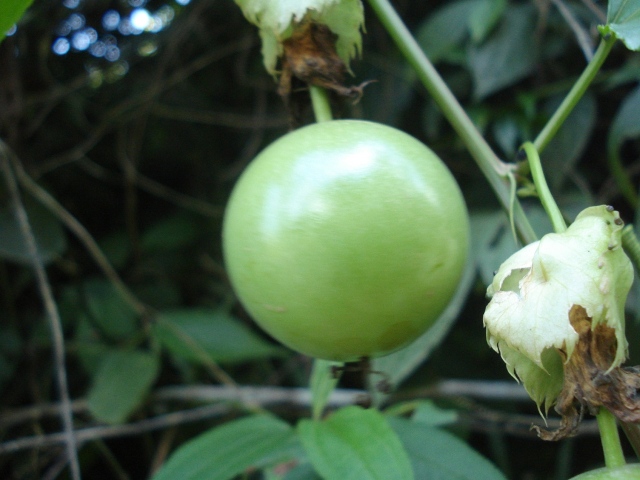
[0,381,602,456]
[9,154,148,317]
[0,141,82,480]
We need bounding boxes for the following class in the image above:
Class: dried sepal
[234,0,364,76]
[536,305,640,439]
[484,206,634,421]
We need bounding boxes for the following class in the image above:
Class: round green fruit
[222,120,469,361]
[569,465,640,479]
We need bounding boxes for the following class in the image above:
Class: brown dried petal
[278,19,371,117]
[535,305,640,440]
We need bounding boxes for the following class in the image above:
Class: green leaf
[82,279,139,340]
[0,196,66,265]
[608,84,640,157]
[310,358,343,420]
[282,462,323,480]
[153,309,284,365]
[372,256,476,392]
[298,406,414,480]
[411,400,458,427]
[74,315,111,375]
[470,210,519,286]
[140,213,200,252]
[0,0,34,43]
[607,0,640,51]
[607,84,640,205]
[86,349,160,424]
[152,415,301,480]
[414,0,477,63]
[388,417,506,480]
[541,93,597,191]
[468,4,537,99]
[99,232,132,270]
[234,0,364,75]
[469,0,507,43]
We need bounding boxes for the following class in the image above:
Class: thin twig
[33,37,254,178]
[0,381,603,456]
[9,154,148,317]
[0,404,229,455]
[152,384,365,406]
[581,0,607,23]
[0,400,88,429]
[0,141,82,479]
[150,103,287,129]
[77,157,223,218]
[551,0,595,61]
[0,380,529,429]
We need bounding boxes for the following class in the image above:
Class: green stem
[609,149,638,208]
[308,85,339,420]
[597,408,626,468]
[521,142,566,233]
[366,0,537,245]
[622,225,640,272]
[310,85,333,123]
[534,35,616,153]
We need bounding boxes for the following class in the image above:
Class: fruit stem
[310,85,333,123]
[520,142,566,233]
[366,0,537,245]
[534,35,616,154]
[597,408,626,468]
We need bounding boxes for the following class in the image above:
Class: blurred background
[1,0,640,478]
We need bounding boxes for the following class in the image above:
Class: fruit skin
[569,465,640,479]
[223,120,469,361]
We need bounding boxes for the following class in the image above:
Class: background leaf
[469,0,507,43]
[310,358,344,420]
[389,417,506,480]
[607,84,640,205]
[86,349,160,424]
[410,400,458,427]
[414,0,477,63]
[153,309,284,364]
[82,278,139,340]
[541,93,597,191]
[0,196,66,265]
[298,406,414,480]
[140,212,200,252]
[152,415,302,480]
[468,4,537,99]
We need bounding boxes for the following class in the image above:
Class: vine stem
[534,34,616,153]
[310,85,333,122]
[597,408,626,468]
[366,0,537,245]
[521,142,566,233]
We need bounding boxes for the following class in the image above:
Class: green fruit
[569,464,640,479]
[223,120,469,361]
